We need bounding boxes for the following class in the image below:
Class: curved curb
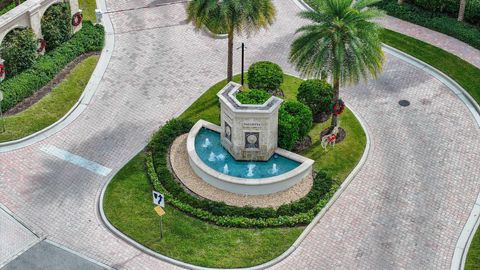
[0,11,115,153]
[96,84,372,270]
[293,2,480,268]
[383,43,480,270]
[203,26,228,39]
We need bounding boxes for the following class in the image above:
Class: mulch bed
[294,135,312,153]
[320,126,346,144]
[314,112,331,123]
[5,52,100,116]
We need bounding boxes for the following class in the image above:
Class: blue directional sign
[152,191,165,208]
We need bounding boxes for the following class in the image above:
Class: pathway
[0,0,479,269]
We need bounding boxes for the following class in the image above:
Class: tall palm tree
[187,0,276,82]
[289,0,385,132]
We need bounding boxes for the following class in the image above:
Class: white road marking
[40,145,112,176]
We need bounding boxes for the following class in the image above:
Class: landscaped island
[103,69,367,268]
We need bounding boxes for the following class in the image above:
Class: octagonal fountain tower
[217,82,283,161]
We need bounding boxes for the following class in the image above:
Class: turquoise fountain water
[195,128,300,178]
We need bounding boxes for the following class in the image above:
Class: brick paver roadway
[0,0,479,269]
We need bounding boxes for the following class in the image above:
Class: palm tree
[289,0,385,132]
[458,0,467,21]
[187,0,276,82]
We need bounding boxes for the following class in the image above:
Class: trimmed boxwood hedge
[374,0,480,50]
[148,118,338,227]
[0,22,104,112]
[247,61,284,93]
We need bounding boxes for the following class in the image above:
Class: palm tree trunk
[458,0,467,21]
[330,79,340,130]
[227,29,234,82]
[397,0,404,4]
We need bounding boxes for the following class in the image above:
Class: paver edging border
[0,10,115,153]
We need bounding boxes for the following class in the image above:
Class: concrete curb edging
[96,103,372,270]
[0,9,115,153]
[292,3,480,267]
[203,26,228,39]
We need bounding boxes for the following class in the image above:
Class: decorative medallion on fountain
[217,82,282,161]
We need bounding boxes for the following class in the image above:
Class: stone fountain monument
[217,82,283,161]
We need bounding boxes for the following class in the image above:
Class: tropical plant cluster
[405,0,480,25]
[0,22,104,112]
[148,119,338,228]
[374,0,480,49]
[41,3,72,51]
[0,28,37,78]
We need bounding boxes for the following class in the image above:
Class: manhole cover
[399,100,410,107]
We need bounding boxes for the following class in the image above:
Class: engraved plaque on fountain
[245,132,259,149]
[225,122,232,142]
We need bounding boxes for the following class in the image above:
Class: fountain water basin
[187,120,314,195]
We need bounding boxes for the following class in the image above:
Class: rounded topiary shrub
[297,79,333,122]
[282,100,313,138]
[278,100,313,150]
[247,61,283,93]
[41,3,72,51]
[0,28,37,77]
[236,89,271,105]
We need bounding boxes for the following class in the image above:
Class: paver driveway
[1,0,479,269]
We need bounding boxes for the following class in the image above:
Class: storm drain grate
[399,100,410,107]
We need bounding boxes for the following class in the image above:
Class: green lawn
[104,153,304,268]
[104,73,366,268]
[79,0,96,22]
[0,55,99,143]
[467,227,480,270]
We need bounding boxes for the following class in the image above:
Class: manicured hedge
[148,118,338,227]
[278,101,313,150]
[0,22,104,112]
[41,3,72,51]
[247,61,284,93]
[374,0,480,50]
[297,79,333,120]
[0,28,37,78]
[236,89,271,104]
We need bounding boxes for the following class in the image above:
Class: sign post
[152,191,166,239]
[154,205,165,239]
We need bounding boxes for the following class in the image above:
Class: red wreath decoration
[332,99,345,116]
[327,134,337,143]
[0,64,5,77]
[72,12,83,27]
[37,38,46,52]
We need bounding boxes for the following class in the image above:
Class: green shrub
[278,108,299,150]
[373,0,480,49]
[148,118,337,227]
[1,22,104,112]
[236,89,271,104]
[281,101,312,138]
[247,61,283,92]
[0,28,37,77]
[297,79,333,119]
[41,3,72,51]
[408,0,480,25]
